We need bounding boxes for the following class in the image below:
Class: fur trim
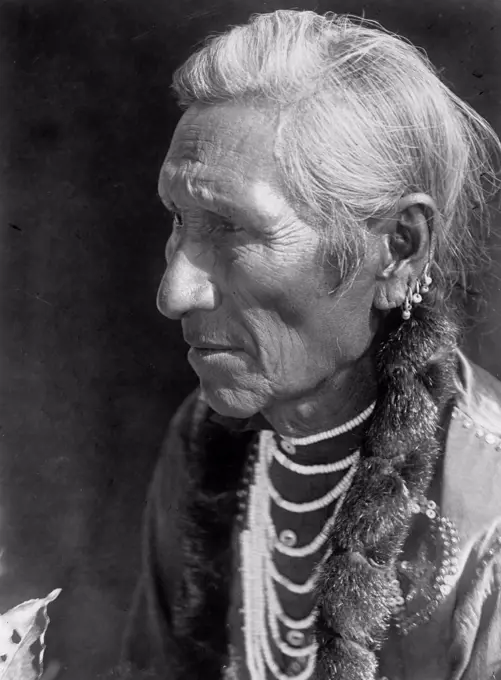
[171,404,253,679]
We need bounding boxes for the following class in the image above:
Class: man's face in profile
[156,102,375,419]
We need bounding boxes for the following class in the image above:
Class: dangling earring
[402,284,416,320]
[420,262,433,294]
[401,264,433,320]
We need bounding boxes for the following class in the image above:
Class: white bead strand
[268,546,333,595]
[243,435,272,680]
[271,490,348,558]
[266,572,318,630]
[282,401,375,446]
[272,447,360,476]
[268,462,358,513]
[267,598,317,659]
[241,428,358,680]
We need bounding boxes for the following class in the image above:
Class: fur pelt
[314,305,459,679]
[169,305,460,680]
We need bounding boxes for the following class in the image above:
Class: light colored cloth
[379,352,501,679]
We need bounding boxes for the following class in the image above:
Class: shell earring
[402,284,415,320]
[401,264,433,320]
[420,263,433,294]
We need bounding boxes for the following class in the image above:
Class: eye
[208,213,241,235]
[218,217,237,233]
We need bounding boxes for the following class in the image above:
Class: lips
[191,344,234,351]
[184,333,239,351]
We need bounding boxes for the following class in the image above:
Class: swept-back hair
[172,9,500,307]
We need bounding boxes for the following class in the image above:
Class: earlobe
[374,274,409,311]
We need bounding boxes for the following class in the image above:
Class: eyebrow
[160,164,291,226]
[161,180,243,219]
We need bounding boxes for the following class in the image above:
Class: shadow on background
[0,0,500,677]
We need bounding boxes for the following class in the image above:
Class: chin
[199,383,264,420]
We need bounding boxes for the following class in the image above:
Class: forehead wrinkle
[161,151,251,214]
[159,125,214,201]
[159,104,286,217]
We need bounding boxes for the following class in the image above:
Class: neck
[261,352,377,440]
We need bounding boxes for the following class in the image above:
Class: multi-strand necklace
[240,402,376,680]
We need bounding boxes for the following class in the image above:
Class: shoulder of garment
[379,351,501,680]
[414,350,501,679]
[443,350,501,537]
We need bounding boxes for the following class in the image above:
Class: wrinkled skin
[156,103,429,437]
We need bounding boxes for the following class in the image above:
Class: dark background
[0,0,500,677]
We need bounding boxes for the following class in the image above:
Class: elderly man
[123,10,501,680]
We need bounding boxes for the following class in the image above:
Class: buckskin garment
[123,350,501,680]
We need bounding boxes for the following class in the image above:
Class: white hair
[172,10,501,302]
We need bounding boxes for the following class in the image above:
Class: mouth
[187,345,246,366]
[190,346,238,353]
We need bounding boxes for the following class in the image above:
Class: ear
[372,193,437,310]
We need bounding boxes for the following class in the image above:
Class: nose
[156,237,219,319]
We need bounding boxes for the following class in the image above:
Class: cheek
[230,251,318,324]
[323,290,375,359]
[215,246,334,357]
[230,270,309,339]
[234,280,321,371]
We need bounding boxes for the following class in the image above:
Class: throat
[261,354,377,442]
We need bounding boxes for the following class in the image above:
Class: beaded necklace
[241,432,350,680]
[240,401,375,680]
